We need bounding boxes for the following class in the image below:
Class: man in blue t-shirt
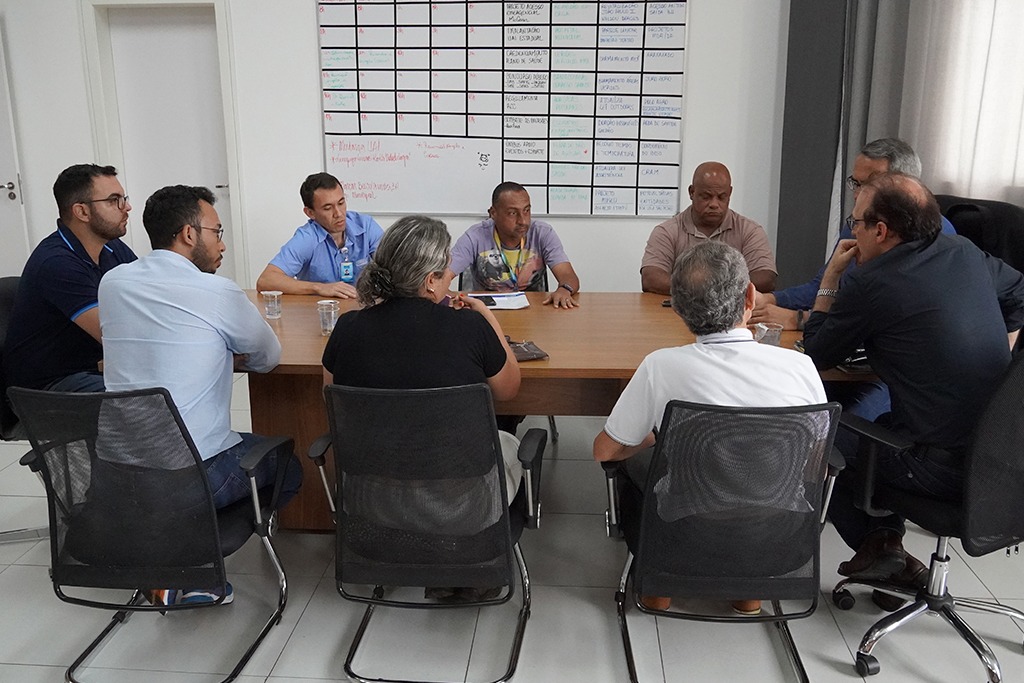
[2,163,137,392]
[256,172,383,299]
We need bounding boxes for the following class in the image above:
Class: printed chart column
[548,2,598,214]
[638,2,686,216]
[502,2,551,213]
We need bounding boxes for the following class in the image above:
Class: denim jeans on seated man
[45,371,106,393]
[203,431,303,510]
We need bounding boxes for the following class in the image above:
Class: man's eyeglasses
[845,216,868,232]
[195,225,225,241]
[845,176,863,191]
[80,195,129,210]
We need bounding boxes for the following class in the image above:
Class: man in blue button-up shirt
[256,172,383,299]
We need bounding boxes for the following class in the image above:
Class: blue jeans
[46,371,105,393]
[827,415,963,550]
[203,432,303,511]
[824,380,890,459]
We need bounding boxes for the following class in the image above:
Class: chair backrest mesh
[0,276,24,440]
[963,352,1024,555]
[325,384,515,588]
[634,400,839,602]
[8,387,225,590]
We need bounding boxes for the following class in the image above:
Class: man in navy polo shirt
[255,172,383,299]
[2,164,137,392]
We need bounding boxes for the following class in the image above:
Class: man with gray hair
[752,137,955,331]
[594,241,826,615]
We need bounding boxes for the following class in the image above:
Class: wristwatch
[558,282,575,295]
[816,288,839,299]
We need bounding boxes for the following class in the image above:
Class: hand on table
[748,303,800,330]
[451,292,488,313]
[314,281,358,299]
[542,288,580,309]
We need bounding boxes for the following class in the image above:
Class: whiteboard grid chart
[318,1,686,216]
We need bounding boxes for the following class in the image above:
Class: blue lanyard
[493,230,525,287]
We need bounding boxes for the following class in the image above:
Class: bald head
[688,161,733,231]
[861,173,941,244]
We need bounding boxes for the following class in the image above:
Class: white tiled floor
[2,376,1024,682]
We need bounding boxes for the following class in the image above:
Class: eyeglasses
[80,195,129,210]
[846,176,866,192]
[194,225,225,241]
[845,216,868,232]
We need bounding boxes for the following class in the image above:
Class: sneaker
[180,582,234,605]
[730,599,762,616]
[143,589,177,607]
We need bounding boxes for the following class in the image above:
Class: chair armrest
[600,460,623,538]
[838,413,913,517]
[307,433,332,466]
[517,428,546,529]
[839,413,914,452]
[239,436,294,475]
[516,428,547,468]
[19,449,40,472]
[828,445,846,475]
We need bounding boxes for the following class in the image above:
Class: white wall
[0,0,790,292]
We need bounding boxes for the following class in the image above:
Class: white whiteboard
[318,1,687,216]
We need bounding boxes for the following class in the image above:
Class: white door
[0,31,31,277]
[106,6,237,281]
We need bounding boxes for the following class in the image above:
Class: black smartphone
[661,299,672,307]
[478,295,497,307]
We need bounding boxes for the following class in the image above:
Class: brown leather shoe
[640,595,671,610]
[871,553,930,612]
[730,599,762,616]
[838,529,907,580]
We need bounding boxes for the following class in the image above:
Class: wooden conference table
[245,290,847,531]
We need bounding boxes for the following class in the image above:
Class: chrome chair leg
[859,599,930,656]
[941,605,1002,683]
[770,600,809,683]
[613,553,639,683]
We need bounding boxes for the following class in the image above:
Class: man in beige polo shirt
[641,161,777,294]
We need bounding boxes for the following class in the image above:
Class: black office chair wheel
[832,588,856,610]
[856,653,880,676]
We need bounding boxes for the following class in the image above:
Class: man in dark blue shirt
[2,164,137,392]
[803,173,1024,602]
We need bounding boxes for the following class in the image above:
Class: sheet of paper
[468,292,530,310]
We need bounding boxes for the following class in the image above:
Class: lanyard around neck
[493,229,525,286]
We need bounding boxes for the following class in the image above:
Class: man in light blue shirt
[100,185,302,605]
[256,172,383,299]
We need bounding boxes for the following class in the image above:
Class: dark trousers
[827,416,963,550]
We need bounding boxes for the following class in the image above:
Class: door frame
[78,0,249,285]
[0,21,31,275]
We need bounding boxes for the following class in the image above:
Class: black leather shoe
[871,553,929,612]
[838,530,907,580]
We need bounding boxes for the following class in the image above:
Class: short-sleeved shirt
[2,222,137,390]
[268,213,383,283]
[641,207,777,277]
[449,218,570,292]
[322,296,506,388]
[604,328,827,448]
[100,250,281,459]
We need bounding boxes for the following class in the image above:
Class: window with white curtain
[900,0,1024,204]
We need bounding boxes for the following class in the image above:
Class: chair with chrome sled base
[8,386,292,683]
[830,353,1024,683]
[309,383,545,683]
[602,400,843,682]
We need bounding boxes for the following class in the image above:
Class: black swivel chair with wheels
[830,352,1024,683]
[458,266,559,443]
[602,400,842,683]
[0,275,48,545]
[308,383,545,683]
[7,386,292,683]
[936,194,1024,273]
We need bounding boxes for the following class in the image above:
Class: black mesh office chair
[603,400,842,683]
[0,275,48,545]
[831,352,1024,682]
[308,383,545,683]
[458,266,559,443]
[7,386,292,683]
